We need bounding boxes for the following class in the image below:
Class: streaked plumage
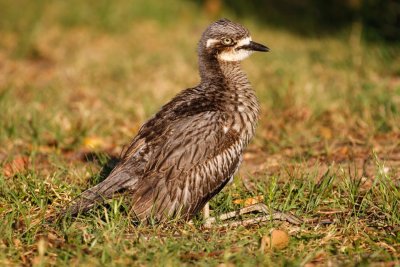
[65,18,269,222]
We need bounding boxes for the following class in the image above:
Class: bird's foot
[203,202,302,228]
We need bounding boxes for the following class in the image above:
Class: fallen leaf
[3,155,29,177]
[233,195,264,206]
[216,263,235,267]
[13,238,22,249]
[46,232,65,248]
[319,127,332,140]
[304,251,327,267]
[338,146,349,156]
[260,229,289,252]
[83,136,105,150]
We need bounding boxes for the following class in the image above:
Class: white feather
[206,38,219,48]
[218,37,253,62]
[236,37,252,46]
[218,49,253,62]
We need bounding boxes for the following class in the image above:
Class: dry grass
[0,0,399,266]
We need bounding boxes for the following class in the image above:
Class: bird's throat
[199,54,250,91]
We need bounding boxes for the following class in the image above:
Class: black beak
[248,41,269,52]
[240,41,270,52]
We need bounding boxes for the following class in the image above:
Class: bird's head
[199,18,269,62]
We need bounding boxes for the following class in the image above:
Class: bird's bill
[248,41,269,52]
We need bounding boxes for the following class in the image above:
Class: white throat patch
[218,49,253,62]
[218,37,253,62]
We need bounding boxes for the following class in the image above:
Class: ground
[0,0,399,266]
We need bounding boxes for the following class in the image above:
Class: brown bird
[64,18,300,226]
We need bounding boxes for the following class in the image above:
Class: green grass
[0,0,399,266]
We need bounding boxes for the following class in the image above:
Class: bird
[63,18,300,226]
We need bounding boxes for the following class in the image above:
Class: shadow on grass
[81,151,120,184]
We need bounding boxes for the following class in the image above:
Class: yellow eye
[222,38,233,45]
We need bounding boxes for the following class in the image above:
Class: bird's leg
[187,203,210,226]
[203,203,302,228]
[203,202,210,220]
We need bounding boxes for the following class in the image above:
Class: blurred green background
[0,0,399,152]
[0,0,399,151]
[1,0,399,59]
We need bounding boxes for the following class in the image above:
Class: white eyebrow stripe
[206,38,220,48]
[236,37,252,47]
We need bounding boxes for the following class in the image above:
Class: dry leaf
[319,127,332,140]
[216,263,235,267]
[304,251,327,267]
[3,155,29,177]
[338,146,349,156]
[83,136,105,150]
[233,195,264,206]
[13,238,22,249]
[46,232,65,248]
[260,229,289,252]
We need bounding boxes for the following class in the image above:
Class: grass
[0,0,399,266]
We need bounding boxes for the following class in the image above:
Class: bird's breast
[223,92,260,144]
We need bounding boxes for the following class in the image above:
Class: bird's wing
[62,137,148,217]
[127,111,243,220]
[64,108,242,221]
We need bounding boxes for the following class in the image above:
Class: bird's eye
[221,38,233,45]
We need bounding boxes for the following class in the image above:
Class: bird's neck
[198,55,250,91]
[198,54,260,141]
[218,61,250,91]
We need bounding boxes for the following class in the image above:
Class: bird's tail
[58,171,132,219]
